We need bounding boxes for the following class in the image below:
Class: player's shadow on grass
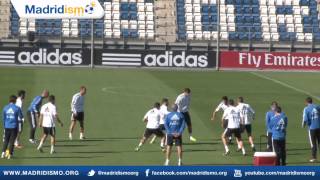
[54,144,92,147]
[184,142,219,146]
[184,149,217,152]
[286,147,310,151]
[67,151,120,154]
[16,156,103,159]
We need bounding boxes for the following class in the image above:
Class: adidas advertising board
[95,49,216,68]
[0,48,90,66]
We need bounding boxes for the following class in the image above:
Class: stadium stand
[1,0,320,42]
[0,0,10,38]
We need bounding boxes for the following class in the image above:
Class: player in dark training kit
[269,106,288,166]
[302,97,320,163]
[27,90,49,144]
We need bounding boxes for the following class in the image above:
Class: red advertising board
[220,51,320,71]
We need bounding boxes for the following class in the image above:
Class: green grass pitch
[0,67,319,166]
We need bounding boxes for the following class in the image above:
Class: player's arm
[2,109,5,127]
[71,95,78,115]
[302,108,307,128]
[248,105,255,119]
[265,112,270,128]
[18,107,24,123]
[211,104,221,121]
[55,114,63,127]
[164,116,170,134]
[33,97,41,113]
[177,116,186,136]
[221,111,227,128]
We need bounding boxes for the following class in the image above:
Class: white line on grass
[251,72,320,101]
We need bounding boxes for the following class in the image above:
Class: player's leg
[176,136,183,166]
[222,129,230,155]
[273,139,281,165]
[28,111,37,143]
[135,129,151,151]
[164,134,173,166]
[309,130,317,162]
[184,112,196,142]
[37,128,48,152]
[149,135,157,144]
[79,112,85,140]
[246,125,256,151]
[155,129,166,151]
[267,132,273,152]
[69,112,77,140]
[235,129,246,156]
[1,129,10,158]
[8,128,18,158]
[15,122,23,148]
[50,128,56,154]
[280,140,286,166]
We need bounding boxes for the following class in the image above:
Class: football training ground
[0,67,319,166]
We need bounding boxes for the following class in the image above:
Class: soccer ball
[85,5,94,14]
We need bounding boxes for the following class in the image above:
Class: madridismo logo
[17,48,83,65]
[10,0,104,19]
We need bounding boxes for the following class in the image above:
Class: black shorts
[166,134,182,146]
[43,127,56,136]
[243,124,252,136]
[72,112,84,121]
[223,119,228,129]
[224,128,241,139]
[182,112,191,127]
[144,128,164,139]
[159,124,165,132]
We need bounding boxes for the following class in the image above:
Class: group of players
[1,86,87,159]
[2,86,320,165]
[135,88,320,166]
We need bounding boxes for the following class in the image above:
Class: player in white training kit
[150,98,170,145]
[135,102,165,152]
[175,88,197,142]
[14,90,26,148]
[37,95,63,154]
[237,97,256,152]
[221,99,246,156]
[211,96,233,143]
[69,86,86,140]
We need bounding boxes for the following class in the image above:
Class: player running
[237,97,256,151]
[69,86,86,140]
[269,106,288,166]
[164,104,186,166]
[211,96,232,143]
[302,97,320,163]
[27,90,49,144]
[221,99,246,156]
[175,88,196,142]
[14,90,26,148]
[37,95,63,154]
[1,95,23,159]
[150,98,169,146]
[266,101,279,151]
[135,102,165,152]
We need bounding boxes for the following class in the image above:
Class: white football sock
[224,145,229,152]
[242,148,246,154]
